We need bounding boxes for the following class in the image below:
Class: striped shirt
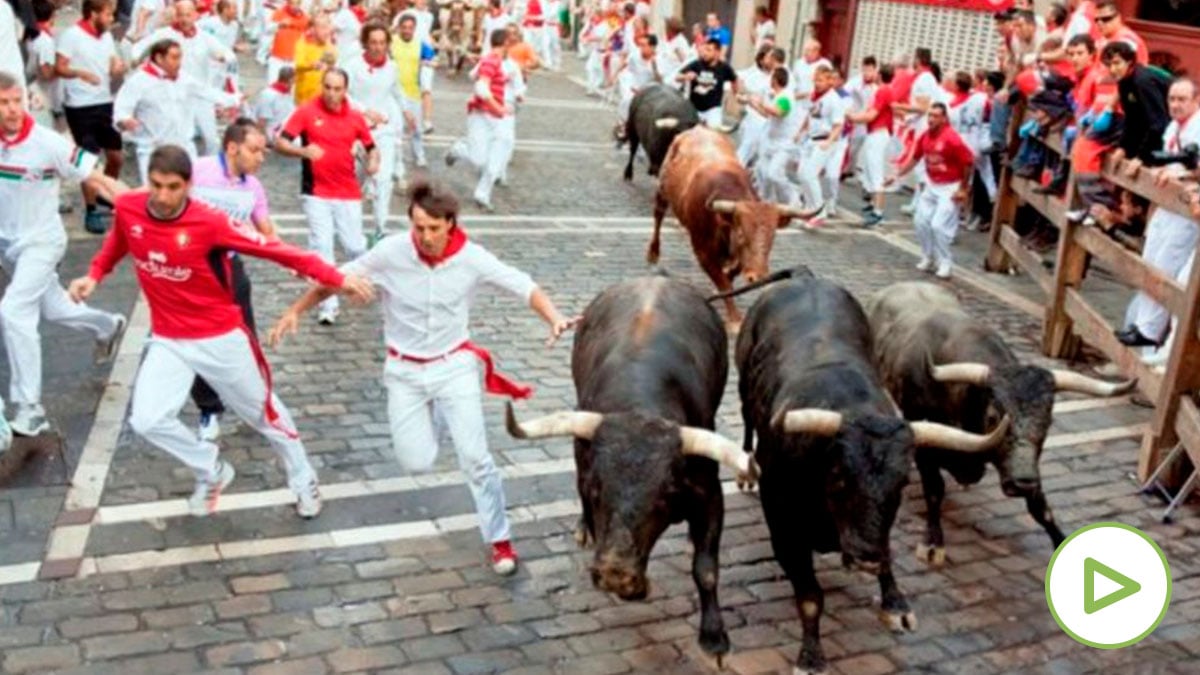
[0,119,97,253]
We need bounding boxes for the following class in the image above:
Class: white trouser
[136,141,198,186]
[585,50,605,91]
[129,329,316,491]
[616,72,638,124]
[384,351,510,543]
[737,112,768,166]
[302,195,366,315]
[544,23,561,69]
[823,138,849,209]
[1130,212,1199,340]
[1,242,120,405]
[914,180,962,266]
[798,139,841,212]
[858,128,892,194]
[266,57,290,84]
[698,107,724,128]
[1151,250,1198,361]
[453,112,514,204]
[395,97,427,171]
[758,143,798,205]
[370,127,397,232]
[974,151,997,201]
[192,99,220,156]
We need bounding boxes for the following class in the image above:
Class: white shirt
[659,33,690,84]
[502,57,525,105]
[808,88,847,139]
[345,56,402,131]
[254,86,294,139]
[342,234,537,357]
[28,32,62,110]
[482,12,513,43]
[949,90,989,152]
[844,74,876,113]
[544,0,562,24]
[113,66,239,149]
[791,56,832,101]
[1148,113,1200,229]
[1065,2,1095,41]
[198,15,242,90]
[133,26,236,94]
[0,123,98,254]
[753,19,776,49]
[0,2,24,95]
[333,8,363,64]
[130,0,168,41]
[625,50,659,90]
[57,23,118,107]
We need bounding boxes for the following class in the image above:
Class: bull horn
[930,362,992,386]
[1050,369,1137,397]
[504,403,604,441]
[910,415,1011,453]
[655,117,680,129]
[776,203,824,220]
[709,199,737,214]
[679,427,759,480]
[777,409,844,437]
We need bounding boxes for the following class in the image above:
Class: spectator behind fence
[1102,41,1170,164]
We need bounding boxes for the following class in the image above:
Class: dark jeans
[192,254,255,416]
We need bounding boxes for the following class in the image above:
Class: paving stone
[356,557,427,580]
[530,613,604,638]
[484,598,557,623]
[387,592,456,617]
[232,574,292,594]
[360,617,430,644]
[58,612,139,638]
[2,644,81,673]
[460,623,538,652]
[206,639,290,667]
[216,594,274,619]
[552,653,632,674]
[247,656,331,675]
[377,663,453,675]
[142,603,217,629]
[19,597,103,623]
[428,608,486,634]
[401,635,468,662]
[325,646,408,672]
[272,588,336,613]
[249,612,319,637]
[171,622,251,649]
[394,571,467,596]
[445,649,524,675]
[81,630,171,659]
[335,580,396,602]
[284,629,352,658]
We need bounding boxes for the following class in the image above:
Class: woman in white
[346,23,403,237]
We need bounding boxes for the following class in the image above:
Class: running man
[445,28,512,211]
[275,68,380,325]
[269,181,578,575]
[346,22,403,238]
[391,13,434,172]
[0,72,128,439]
[68,145,373,518]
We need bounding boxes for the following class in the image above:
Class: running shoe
[187,460,235,517]
[10,403,49,436]
[198,412,221,442]
[491,540,518,576]
[295,480,322,519]
[94,315,128,364]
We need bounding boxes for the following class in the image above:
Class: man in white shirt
[792,39,831,108]
[843,56,879,172]
[345,23,403,237]
[133,0,236,155]
[114,39,241,183]
[658,17,690,90]
[797,64,848,227]
[198,0,243,93]
[269,180,578,577]
[26,0,63,122]
[127,0,167,44]
[333,0,364,65]
[615,34,661,132]
[1118,78,1200,348]
[749,67,804,206]
[254,65,295,143]
[0,72,129,438]
[542,0,563,71]
[56,0,127,233]
[0,0,26,101]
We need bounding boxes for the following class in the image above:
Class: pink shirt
[190,154,270,226]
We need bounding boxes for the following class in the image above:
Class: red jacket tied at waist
[388,341,534,400]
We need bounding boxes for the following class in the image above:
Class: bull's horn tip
[503,402,527,439]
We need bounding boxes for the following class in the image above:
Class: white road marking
[1052,396,1133,414]
[1044,423,1146,449]
[0,562,40,586]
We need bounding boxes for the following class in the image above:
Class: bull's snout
[743,271,760,285]
[591,561,649,600]
[1001,477,1040,497]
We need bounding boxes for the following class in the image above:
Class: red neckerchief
[0,114,36,151]
[350,5,367,22]
[413,226,467,267]
[77,18,102,39]
[1171,112,1198,152]
[364,52,387,72]
[172,22,198,38]
[142,61,178,80]
[270,81,290,94]
[949,91,970,107]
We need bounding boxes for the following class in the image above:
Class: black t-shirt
[682,59,738,112]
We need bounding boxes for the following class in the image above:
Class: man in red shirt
[847,63,896,227]
[67,145,373,518]
[1094,0,1149,65]
[275,68,380,325]
[444,29,511,211]
[888,103,975,279]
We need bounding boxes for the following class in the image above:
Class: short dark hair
[82,0,112,19]
[1096,0,1119,12]
[32,0,54,22]
[986,70,1006,91]
[770,67,789,89]
[0,71,20,91]
[770,47,787,65]
[222,118,264,150]
[277,65,295,83]
[408,181,460,223]
[930,102,948,116]
[1049,3,1068,26]
[148,145,193,181]
[954,70,972,93]
[862,56,877,68]
[705,37,723,50]
[879,64,895,84]
[398,13,416,27]
[644,34,658,48]
[1101,41,1136,64]
[1067,34,1096,53]
[490,28,507,48]
[323,68,349,88]
[361,21,389,47]
[915,47,932,67]
[148,38,180,63]
[1015,9,1036,24]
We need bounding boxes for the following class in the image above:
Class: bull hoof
[915,543,947,567]
[646,246,660,266]
[881,609,919,633]
[574,523,593,549]
[698,629,730,658]
[736,475,758,493]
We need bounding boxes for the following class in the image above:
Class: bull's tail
[705,266,811,303]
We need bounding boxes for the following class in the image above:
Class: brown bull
[647,127,815,327]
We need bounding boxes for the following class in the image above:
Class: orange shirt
[270,7,309,61]
[509,42,538,72]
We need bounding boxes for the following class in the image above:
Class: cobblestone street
[1,42,1199,675]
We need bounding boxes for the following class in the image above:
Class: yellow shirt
[293,37,337,105]
[390,37,424,101]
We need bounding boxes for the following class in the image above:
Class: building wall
[848,1,997,75]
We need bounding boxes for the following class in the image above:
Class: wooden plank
[1011,176,1068,227]
[1074,225,1188,316]
[985,103,1029,273]
[1044,216,1089,358]
[1062,288,1163,402]
[1172,397,1200,474]
[1101,156,1199,221]
[998,225,1054,296]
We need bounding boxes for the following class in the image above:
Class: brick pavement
[1,30,1198,675]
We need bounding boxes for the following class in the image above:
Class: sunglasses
[1095,14,1117,23]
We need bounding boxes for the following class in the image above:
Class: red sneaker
[491,540,518,576]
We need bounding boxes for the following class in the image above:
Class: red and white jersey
[88,192,345,340]
[469,52,509,118]
[0,117,98,253]
[522,0,545,27]
[912,124,975,185]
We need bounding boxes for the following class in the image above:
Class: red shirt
[912,124,975,185]
[1100,26,1150,65]
[468,53,508,118]
[1072,62,1106,116]
[868,84,895,134]
[280,97,376,199]
[891,67,915,104]
[88,192,345,340]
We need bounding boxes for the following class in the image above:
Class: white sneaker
[473,193,494,212]
[915,257,934,273]
[198,412,220,442]
[900,203,917,216]
[317,308,338,326]
[10,403,49,436]
[295,480,322,519]
[935,261,953,279]
[94,314,128,364]
[415,155,428,169]
[188,460,235,517]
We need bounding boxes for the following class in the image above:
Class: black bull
[735,277,1011,675]
[506,276,756,659]
[622,84,700,181]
